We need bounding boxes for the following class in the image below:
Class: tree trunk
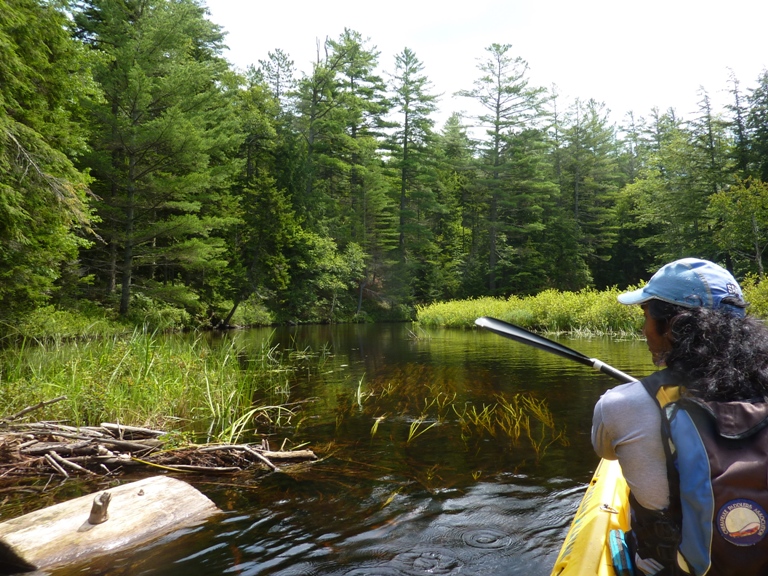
[107,239,117,295]
[221,297,241,328]
[399,112,410,261]
[119,156,136,316]
[753,215,764,275]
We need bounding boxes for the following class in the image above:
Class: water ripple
[344,568,403,576]
[461,528,513,549]
[392,547,463,575]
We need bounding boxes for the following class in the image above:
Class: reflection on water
[41,323,655,575]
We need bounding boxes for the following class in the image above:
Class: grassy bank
[416,277,768,332]
[0,330,312,443]
[416,287,641,334]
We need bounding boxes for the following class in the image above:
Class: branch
[4,396,67,422]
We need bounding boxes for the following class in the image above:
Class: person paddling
[592,258,768,575]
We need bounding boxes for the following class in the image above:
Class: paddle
[474,316,637,384]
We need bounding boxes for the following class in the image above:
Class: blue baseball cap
[618,258,746,316]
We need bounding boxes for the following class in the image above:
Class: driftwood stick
[198,443,278,469]
[199,444,316,462]
[100,423,165,438]
[27,436,161,453]
[6,396,67,422]
[48,451,97,476]
[22,441,99,456]
[23,432,98,443]
[198,444,244,452]
[44,453,69,477]
[97,438,161,452]
[242,445,278,471]
[20,425,105,439]
[160,464,242,473]
[262,449,316,461]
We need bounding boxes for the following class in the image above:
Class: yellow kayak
[551,458,631,576]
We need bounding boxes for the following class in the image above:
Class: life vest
[633,369,768,575]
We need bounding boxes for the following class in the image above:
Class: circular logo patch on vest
[717,499,768,546]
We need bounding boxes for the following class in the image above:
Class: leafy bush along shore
[416,277,768,333]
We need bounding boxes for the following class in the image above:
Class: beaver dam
[0,421,316,478]
[0,397,317,479]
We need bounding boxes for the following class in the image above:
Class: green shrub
[742,274,768,319]
[228,295,274,326]
[125,294,191,331]
[4,305,125,341]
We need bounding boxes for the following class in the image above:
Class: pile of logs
[0,396,316,478]
[0,421,316,477]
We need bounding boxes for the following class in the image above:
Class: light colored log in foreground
[0,475,220,572]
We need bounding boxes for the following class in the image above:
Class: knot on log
[87,492,112,525]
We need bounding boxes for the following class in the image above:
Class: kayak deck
[551,459,630,576]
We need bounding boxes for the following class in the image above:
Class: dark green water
[44,324,655,576]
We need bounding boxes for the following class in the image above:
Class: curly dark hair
[646,299,768,401]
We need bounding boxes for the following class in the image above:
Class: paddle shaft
[475,317,637,384]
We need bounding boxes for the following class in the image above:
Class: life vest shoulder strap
[640,369,683,409]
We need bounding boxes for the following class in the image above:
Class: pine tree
[746,71,768,182]
[255,48,297,109]
[558,98,622,286]
[387,47,447,301]
[75,0,240,317]
[726,71,750,178]
[457,43,548,293]
[0,0,96,319]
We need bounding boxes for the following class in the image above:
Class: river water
[38,323,655,576]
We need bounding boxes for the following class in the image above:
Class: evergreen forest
[4,0,768,330]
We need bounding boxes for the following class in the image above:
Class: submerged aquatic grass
[354,366,568,458]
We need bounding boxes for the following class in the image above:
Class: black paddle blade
[475,317,593,366]
[474,316,637,383]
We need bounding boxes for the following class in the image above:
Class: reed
[415,288,644,334]
[418,276,768,333]
[0,330,310,441]
[1,305,127,343]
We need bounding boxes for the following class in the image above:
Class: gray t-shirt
[591,379,670,511]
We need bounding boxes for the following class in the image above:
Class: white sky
[204,0,768,129]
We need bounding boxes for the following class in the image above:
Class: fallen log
[0,475,220,573]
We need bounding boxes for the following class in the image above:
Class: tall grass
[1,305,128,343]
[416,287,642,334]
[0,330,303,441]
[418,276,768,333]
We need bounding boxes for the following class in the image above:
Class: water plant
[351,364,568,457]
[416,288,644,334]
[0,330,320,443]
[415,276,768,334]
[406,416,439,445]
[370,414,387,437]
